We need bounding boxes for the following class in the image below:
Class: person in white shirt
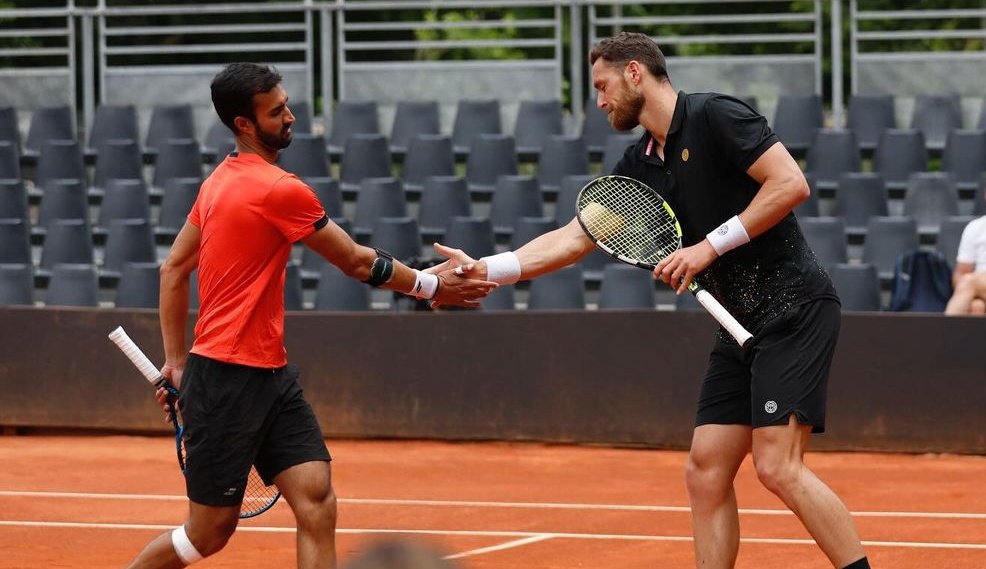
[945,215,986,315]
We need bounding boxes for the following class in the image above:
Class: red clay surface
[0,436,984,568]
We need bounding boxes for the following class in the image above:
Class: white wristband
[480,251,521,285]
[706,215,750,256]
[171,526,204,565]
[411,269,439,300]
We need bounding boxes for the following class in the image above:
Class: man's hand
[654,240,718,295]
[155,361,183,422]
[432,267,498,308]
[426,243,489,280]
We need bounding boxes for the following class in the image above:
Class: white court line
[2,490,985,520]
[0,520,984,551]
[442,534,555,560]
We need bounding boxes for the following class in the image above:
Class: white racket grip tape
[108,326,161,384]
[693,289,754,347]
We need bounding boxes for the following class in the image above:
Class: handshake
[418,243,497,309]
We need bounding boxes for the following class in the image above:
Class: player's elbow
[335,246,374,282]
[784,172,811,208]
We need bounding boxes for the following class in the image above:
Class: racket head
[240,473,281,518]
[576,175,683,270]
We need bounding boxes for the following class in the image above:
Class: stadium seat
[102,218,156,277]
[289,100,313,134]
[0,179,28,222]
[794,174,821,218]
[979,96,986,129]
[973,180,986,216]
[479,284,515,311]
[35,139,86,189]
[150,138,203,199]
[873,129,928,194]
[510,217,556,251]
[451,100,502,155]
[580,96,621,156]
[799,217,849,265]
[490,175,543,236]
[277,133,330,179]
[554,174,594,226]
[527,265,585,310]
[0,107,20,150]
[936,215,975,268]
[389,100,440,156]
[465,133,518,197]
[772,94,823,157]
[91,139,144,197]
[24,105,75,158]
[45,263,99,307]
[902,172,960,236]
[304,177,343,219]
[313,262,370,312]
[156,177,200,241]
[675,289,706,312]
[828,263,881,312]
[846,94,896,153]
[0,263,33,306]
[513,100,564,157]
[536,134,590,198]
[418,176,471,240]
[941,129,986,194]
[352,177,407,239]
[284,261,304,311]
[202,119,234,158]
[37,179,88,229]
[598,264,655,310]
[910,93,962,151]
[862,216,920,280]
[601,133,639,174]
[0,140,20,181]
[370,217,422,264]
[115,261,160,309]
[442,216,496,260]
[98,179,151,230]
[805,129,861,192]
[86,105,139,156]
[831,173,888,237]
[0,219,31,264]
[326,100,380,156]
[338,133,393,195]
[145,104,196,155]
[579,248,619,284]
[401,134,455,195]
[40,219,94,273]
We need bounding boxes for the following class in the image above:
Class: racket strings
[580,177,680,264]
[242,470,280,517]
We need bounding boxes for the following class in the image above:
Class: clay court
[1,436,983,568]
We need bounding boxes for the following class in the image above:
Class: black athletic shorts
[695,298,840,434]
[179,353,331,507]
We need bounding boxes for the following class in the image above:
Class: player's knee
[296,484,338,531]
[684,454,732,503]
[753,454,801,497]
[184,516,237,559]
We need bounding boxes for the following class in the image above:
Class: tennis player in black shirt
[436,32,870,569]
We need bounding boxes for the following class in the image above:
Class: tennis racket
[576,175,753,347]
[107,326,281,518]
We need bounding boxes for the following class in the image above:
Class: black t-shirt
[612,91,838,341]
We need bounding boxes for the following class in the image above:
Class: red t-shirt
[187,152,325,368]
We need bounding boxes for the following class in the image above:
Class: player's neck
[234,137,279,165]
[640,82,677,157]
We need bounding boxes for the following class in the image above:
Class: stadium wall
[0,306,983,454]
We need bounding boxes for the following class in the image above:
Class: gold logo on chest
[681,148,690,162]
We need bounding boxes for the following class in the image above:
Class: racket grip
[693,289,754,347]
[108,326,162,384]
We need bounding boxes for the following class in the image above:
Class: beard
[608,84,644,132]
[257,123,293,150]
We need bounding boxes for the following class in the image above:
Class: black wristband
[364,248,395,287]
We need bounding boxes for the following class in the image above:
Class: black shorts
[695,298,840,434]
[179,353,331,507]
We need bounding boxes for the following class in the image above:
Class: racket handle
[692,289,754,347]
[108,326,162,384]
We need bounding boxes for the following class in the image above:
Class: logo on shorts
[764,400,778,414]
[224,487,238,496]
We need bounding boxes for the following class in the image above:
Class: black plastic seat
[580,97,621,156]
[40,219,94,272]
[102,218,156,277]
[91,139,144,197]
[151,138,203,199]
[862,216,920,280]
[115,261,160,309]
[370,217,422,264]
[902,172,960,236]
[828,263,881,311]
[202,119,234,158]
[510,217,556,251]
[0,179,28,221]
[489,175,543,236]
[936,215,975,268]
[0,263,33,306]
[326,101,380,156]
[24,105,75,158]
[873,129,928,194]
[313,262,370,312]
[479,284,515,311]
[513,100,564,157]
[352,177,407,239]
[527,265,585,310]
[87,105,139,156]
[0,107,21,150]
[35,139,86,189]
[794,174,821,218]
[441,216,496,260]
[601,133,639,174]
[910,93,963,151]
[598,264,655,310]
[46,263,99,307]
[157,177,201,241]
[0,219,31,264]
[389,100,440,156]
[98,179,151,230]
[145,104,196,155]
[401,134,455,195]
[304,177,343,219]
[772,94,823,157]
[277,133,330,179]
[289,100,312,134]
[339,133,393,195]
[941,129,986,194]
[451,100,502,155]
[536,135,590,197]
[799,217,849,265]
[37,179,88,229]
[418,176,471,240]
[0,140,20,181]
[832,173,888,237]
[805,129,861,192]
[554,174,594,226]
[846,94,896,153]
[465,134,518,197]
